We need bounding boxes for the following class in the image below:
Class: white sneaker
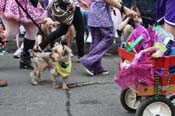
[98,70,109,75]
[86,32,92,43]
[13,48,23,58]
[83,66,94,76]
[101,71,109,75]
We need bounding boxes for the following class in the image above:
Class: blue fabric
[136,0,156,27]
[44,0,49,6]
[122,0,132,8]
[167,47,175,74]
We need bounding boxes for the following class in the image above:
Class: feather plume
[114,50,155,89]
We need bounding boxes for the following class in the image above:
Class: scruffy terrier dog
[30,43,72,90]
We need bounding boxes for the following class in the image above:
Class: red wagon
[117,48,175,116]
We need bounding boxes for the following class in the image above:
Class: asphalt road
[0,54,135,116]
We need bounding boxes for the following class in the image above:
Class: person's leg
[20,23,38,69]
[66,25,75,48]
[15,33,20,48]
[13,32,24,58]
[33,34,42,50]
[1,18,19,41]
[164,23,175,38]
[80,27,114,74]
[122,24,134,41]
[72,7,85,59]
[163,0,175,38]
[34,23,53,50]
[39,24,69,50]
[80,27,101,73]
[81,10,89,41]
[13,42,23,58]
[93,27,114,74]
[1,19,20,55]
[87,27,101,52]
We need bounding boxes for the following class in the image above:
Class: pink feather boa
[114,50,155,89]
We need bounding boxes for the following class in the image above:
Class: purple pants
[80,26,114,74]
[156,0,175,26]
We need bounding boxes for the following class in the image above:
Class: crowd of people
[0,0,175,88]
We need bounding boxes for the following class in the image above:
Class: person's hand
[133,15,142,24]
[45,18,54,25]
[81,1,89,9]
[70,2,76,11]
[52,21,60,27]
[124,7,137,18]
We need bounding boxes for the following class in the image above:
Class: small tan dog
[30,43,72,90]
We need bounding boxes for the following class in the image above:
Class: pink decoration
[114,50,155,89]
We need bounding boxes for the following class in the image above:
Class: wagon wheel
[120,88,141,113]
[135,96,175,116]
[168,94,175,106]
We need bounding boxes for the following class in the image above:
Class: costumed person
[65,0,92,58]
[65,25,75,49]
[80,0,137,76]
[34,17,59,51]
[0,0,45,69]
[39,0,89,62]
[117,4,142,45]
[156,0,175,38]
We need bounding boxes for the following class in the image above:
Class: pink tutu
[0,0,45,23]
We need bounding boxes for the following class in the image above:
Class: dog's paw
[62,84,69,90]
[31,81,38,85]
[52,81,60,89]
[39,78,46,82]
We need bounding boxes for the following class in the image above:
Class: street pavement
[0,53,135,116]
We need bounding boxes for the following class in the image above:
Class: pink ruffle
[0,0,45,23]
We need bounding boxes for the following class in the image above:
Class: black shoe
[20,38,35,69]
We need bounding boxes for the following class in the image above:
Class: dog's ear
[54,42,62,47]
[59,42,63,46]
[54,42,59,47]
[63,45,72,55]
